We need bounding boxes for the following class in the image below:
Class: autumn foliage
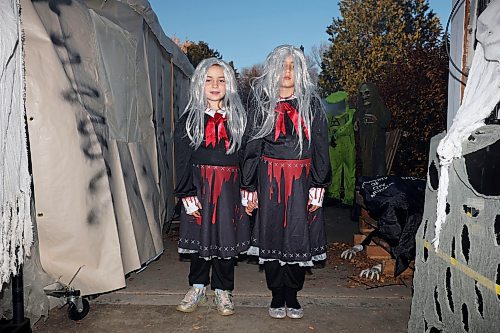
[320,0,448,177]
[378,42,448,177]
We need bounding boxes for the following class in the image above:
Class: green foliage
[319,60,342,97]
[184,41,238,77]
[185,41,222,68]
[228,60,239,78]
[320,0,442,96]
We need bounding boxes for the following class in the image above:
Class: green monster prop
[356,83,391,176]
[325,91,356,205]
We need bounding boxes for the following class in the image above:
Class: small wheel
[68,298,90,321]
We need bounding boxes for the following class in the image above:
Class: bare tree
[310,42,329,70]
[237,64,264,108]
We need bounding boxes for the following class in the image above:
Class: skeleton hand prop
[359,264,382,281]
[341,244,363,260]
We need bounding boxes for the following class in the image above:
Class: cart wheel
[68,298,90,321]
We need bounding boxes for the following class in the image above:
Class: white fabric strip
[178,247,249,260]
[240,190,257,207]
[258,255,327,267]
[308,187,325,207]
[278,94,297,102]
[0,0,33,287]
[182,196,200,214]
[204,108,226,118]
[434,43,500,250]
[247,246,326,267]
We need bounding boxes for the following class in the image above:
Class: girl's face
[280,55,295,90]
[204,65,226,109]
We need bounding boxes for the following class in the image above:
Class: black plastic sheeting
[465,138,500,196]
[357,176,426,276]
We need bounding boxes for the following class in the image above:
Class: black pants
[188,253,235,291]
[264,261,306,308]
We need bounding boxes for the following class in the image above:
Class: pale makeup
[204,65,226,110]
[280,55,295,98]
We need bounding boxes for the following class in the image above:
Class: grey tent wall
[23,0,192,295]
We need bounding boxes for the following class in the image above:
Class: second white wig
[249,45,322,154]
[183,58,246,154]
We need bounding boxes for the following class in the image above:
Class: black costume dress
[241,98,331,266]
[174,112,251,259]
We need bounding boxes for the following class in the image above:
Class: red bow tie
[206,113,229,151]
[274,102,309,141]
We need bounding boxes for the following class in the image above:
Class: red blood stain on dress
[200,165,238,225]
[264,156,310,227]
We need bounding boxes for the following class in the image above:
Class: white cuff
[182,196,200,214]
[241,190,256,207]
[308,188,325,207]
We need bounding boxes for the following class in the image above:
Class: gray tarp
[408,128,500,332]
[21,0,192,296]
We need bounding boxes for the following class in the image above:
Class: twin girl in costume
[173,45,331,319]
[174,58,248,316]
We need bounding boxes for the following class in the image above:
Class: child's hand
[245,206,255,216]
[245,199,258,216]
[245,199,258,215]
[308,188,324,213]
[247,196,258,210]
[308,203,320,213]
[191,200,203,218]
[241,190,258,216]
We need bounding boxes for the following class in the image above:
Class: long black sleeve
[173,115,196,198]
[310,104,332,188]
[240,112,262,192]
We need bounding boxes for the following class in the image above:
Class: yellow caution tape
[422,240,500,295]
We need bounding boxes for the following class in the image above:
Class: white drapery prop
[433,44,500,250]
[0,0,33,286]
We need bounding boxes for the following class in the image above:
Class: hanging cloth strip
[0,0,33,287]
[433,43,500,250]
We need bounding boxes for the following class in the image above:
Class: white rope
[0,0,33,287]
[433,44,500,250]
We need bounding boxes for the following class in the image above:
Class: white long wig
[183,58,246,154]
[249,45,322,154]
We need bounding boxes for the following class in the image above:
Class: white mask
[476,0,500,62]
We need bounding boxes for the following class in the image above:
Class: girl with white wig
[241,45,331,319]
[174,58,250,316]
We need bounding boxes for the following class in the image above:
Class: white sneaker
[214,289,235,316]
[268,307,286,319]
[286,307,304,319]
[176,286,207,313]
